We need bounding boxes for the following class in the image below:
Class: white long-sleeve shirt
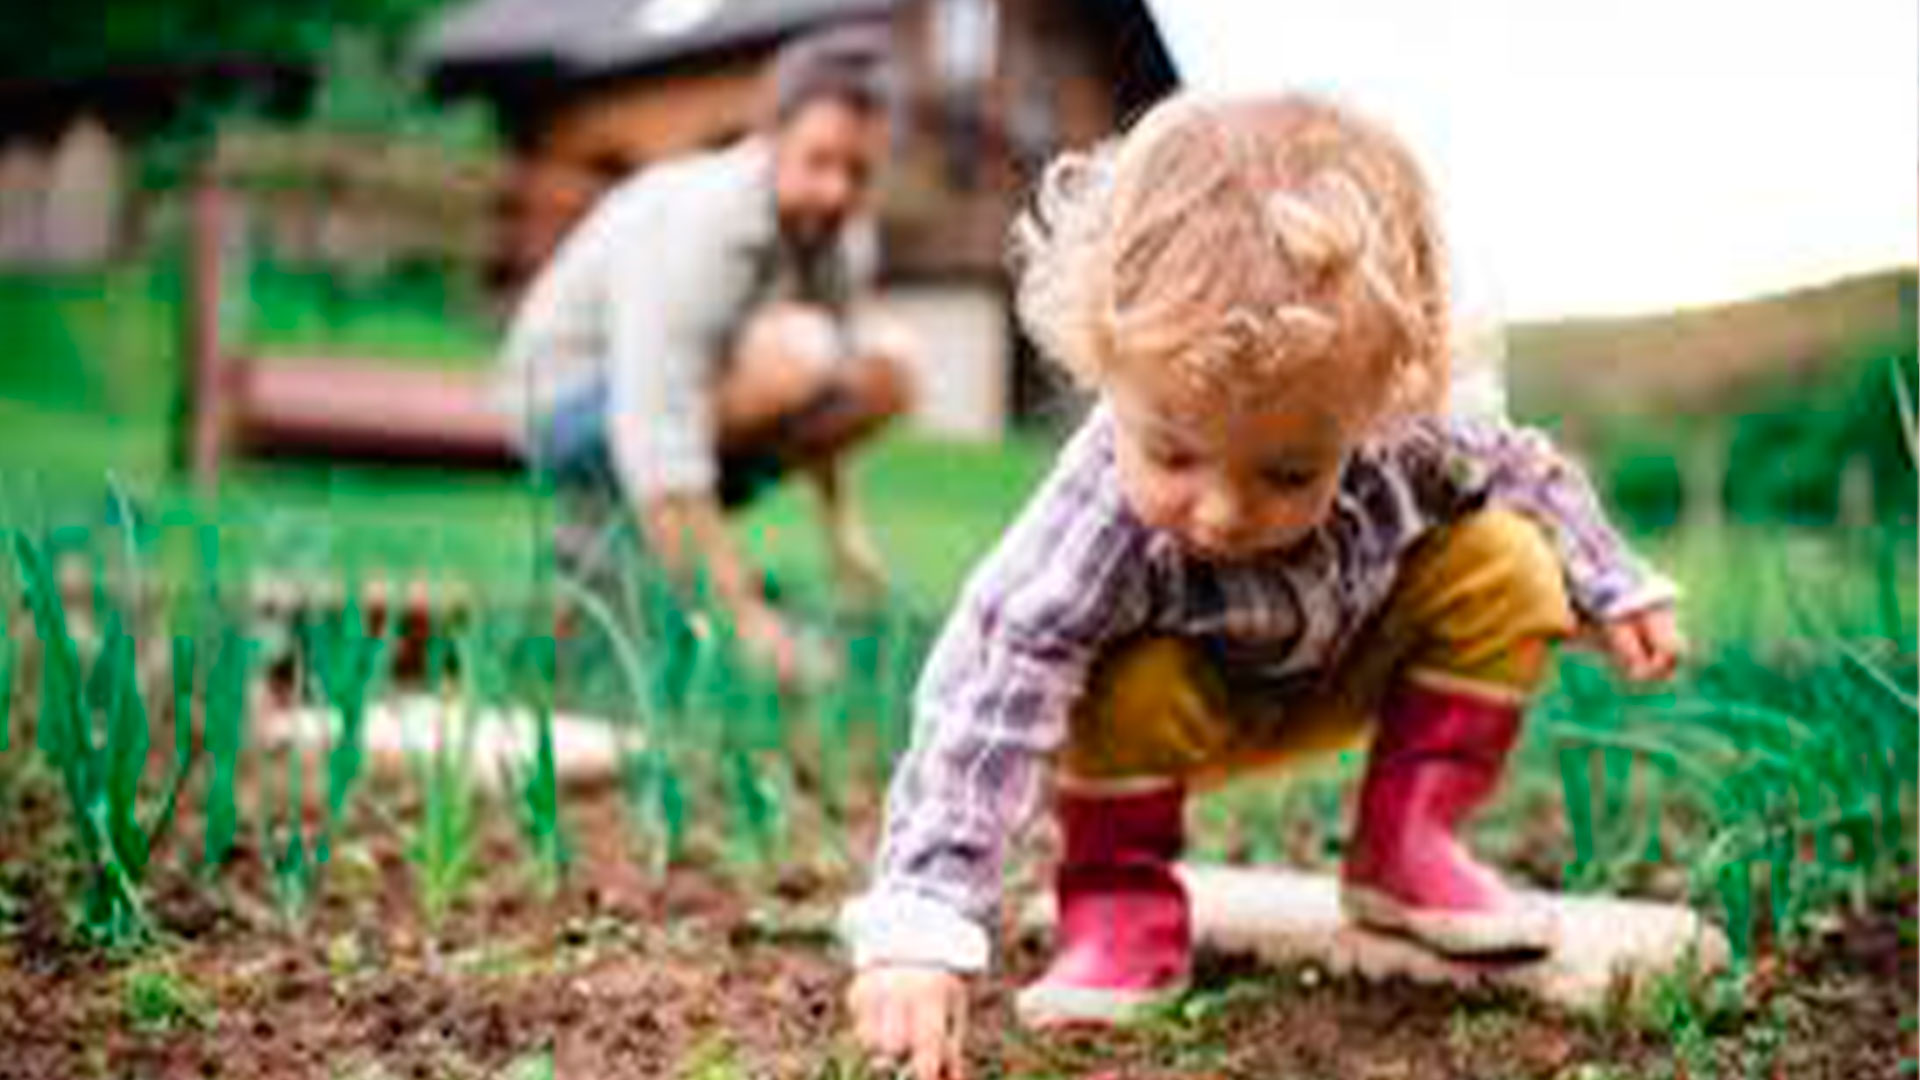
[496,137,873,498]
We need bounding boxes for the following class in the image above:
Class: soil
[0,759,1912,1080]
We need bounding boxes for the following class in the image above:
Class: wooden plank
[240,356,516,467]
[1024,864,1731,1013]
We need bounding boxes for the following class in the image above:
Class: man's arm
[638,493,765,615]
[639,492,797,677]
[600,183,785,645]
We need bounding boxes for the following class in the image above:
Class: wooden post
[186,176,230,494]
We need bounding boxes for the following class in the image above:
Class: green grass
[241,259,498,367]
[736,432,1053,605]
[0,267,178,482]
[1642,521,1916,645]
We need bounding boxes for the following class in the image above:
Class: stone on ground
[261,694,628,790]
[1025,863,1729,1012]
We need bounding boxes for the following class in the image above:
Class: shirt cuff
[838,889,992,973]
[1582,567,1682,623]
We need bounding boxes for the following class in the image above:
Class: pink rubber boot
[1340,681,1557,957]
[1014,780,1191,1028]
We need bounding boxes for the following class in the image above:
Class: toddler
[841,93,1683,1078]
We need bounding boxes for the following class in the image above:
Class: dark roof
[421,0,897,78]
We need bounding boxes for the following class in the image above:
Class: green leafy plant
[1547,407,1916,971]
[0,610,15,753]
[298,575,402,871]
[10,528,187,944]
[547,507,946,883]
[262,723,316,924]
[257,568,401,925]
[406,641,482,931]
[1549,634,1914,968]
[559,562,682,874]
[200,626,252,870]
[486,628,571,895]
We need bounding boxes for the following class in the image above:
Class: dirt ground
[0,762,1912,1080]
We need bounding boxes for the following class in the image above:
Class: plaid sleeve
[840,414,1152,971]
[1403,416,1679,620]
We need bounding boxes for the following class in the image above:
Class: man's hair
[768,22,896,126]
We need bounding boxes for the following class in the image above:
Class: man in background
[498,25,917,682]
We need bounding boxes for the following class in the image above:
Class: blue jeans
[531,382,788,510]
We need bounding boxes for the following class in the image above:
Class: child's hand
[1594,604,1685,682]
[847,964,969,1080]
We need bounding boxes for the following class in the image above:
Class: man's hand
[848,965,969,1080]
[735,602,803,688]
[1593,603,1685,683]
[831,521,890,609]
[640,493,804,683]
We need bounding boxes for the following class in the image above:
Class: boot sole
[1013,979,1189,1030]
[1341,884,1557,959]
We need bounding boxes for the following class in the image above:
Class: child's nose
[1193,482,1245,534]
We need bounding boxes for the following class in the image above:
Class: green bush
[1607,447,1686,532]
[1722,351,1916,525]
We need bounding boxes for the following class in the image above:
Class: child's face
[1109,363,1355,562]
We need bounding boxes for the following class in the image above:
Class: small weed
[406,708,482,930]
[120,962,212,1034]
[1446,1006,1523,1058]
[464,621,569,895]
[330,1058,400,1080]
[496,1051,555,1080]
[678,1036,750,1080]
[326,931,370,980]
[1552,1066,1640,1080]
[805,1044,907,1080]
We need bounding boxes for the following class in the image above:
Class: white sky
[1148,0,1919,320]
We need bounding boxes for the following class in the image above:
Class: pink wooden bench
[184,178,517,491]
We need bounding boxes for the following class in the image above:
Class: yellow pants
[1061,509,1577,790]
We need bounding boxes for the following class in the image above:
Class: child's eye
[1148,444,1198,471]
[1260,466,1321,491]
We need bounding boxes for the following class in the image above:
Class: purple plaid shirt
[839,407,1674,972]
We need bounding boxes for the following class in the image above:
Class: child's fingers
[1648,611,1687,670]
[847,970,967,1078]
[943,988,970,1079]
[866,994,912,1067]
[848,978,883,1050]
[908,996,954,1080]
[1603,621,1653,679]
[1643,634,1680,680]
[1630,610,1684,682]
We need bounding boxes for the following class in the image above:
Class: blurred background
[0,0,1908,608]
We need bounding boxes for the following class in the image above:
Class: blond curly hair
[1011,93,1451,426]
